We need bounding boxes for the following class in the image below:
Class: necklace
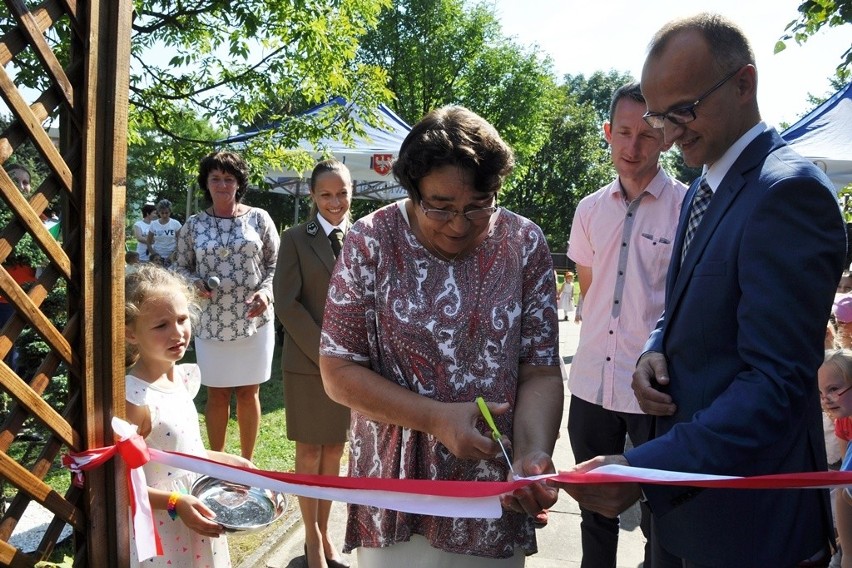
[426,236,458,263]
[211,206,240,259]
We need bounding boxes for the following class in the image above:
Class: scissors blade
[495,434,518,479]
[476,396,518,479]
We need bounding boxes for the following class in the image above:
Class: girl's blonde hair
[125,264,198,367]
[824,349,852,386]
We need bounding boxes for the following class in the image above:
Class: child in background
[125,264,251,567]
[125,250,140,275]
[832,295,852,350]
[838,271,852,295]
[558,271,575,321]
[818,349,852,568]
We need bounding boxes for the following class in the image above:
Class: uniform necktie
[329,228,344,258]
[681,177,713,263]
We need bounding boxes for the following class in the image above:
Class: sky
[491,0,850,128]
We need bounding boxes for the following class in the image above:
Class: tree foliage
[776,0,852,74]
[356,0,564,219]
[357,0,499,124]
[128,0,391,144]
[455,38,562,180]
[506,91,613,253]
[126,109,225,222]
[3,0,395,209]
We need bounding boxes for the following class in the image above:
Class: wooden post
[78,1,133,565]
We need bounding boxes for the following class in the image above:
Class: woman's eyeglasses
[419,201,498,222]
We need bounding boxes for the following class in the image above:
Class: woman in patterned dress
[174,151,279,461]
[318,106,564,567]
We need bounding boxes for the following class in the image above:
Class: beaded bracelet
[166,491,181,520]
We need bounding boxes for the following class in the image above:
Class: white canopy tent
[781,81,852,191]
[223,97,411,208]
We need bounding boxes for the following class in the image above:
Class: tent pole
[294,180,300,225]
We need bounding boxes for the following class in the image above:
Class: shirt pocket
[637,230,676,280]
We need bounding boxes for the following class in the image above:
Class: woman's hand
[500,450,558,522]
[176,494,226,538]
[430,400,508,460]
[194,279,213,299]
[245,292,268,318]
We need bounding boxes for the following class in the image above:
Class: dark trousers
[567,394,653,568]
[650,520,693,568]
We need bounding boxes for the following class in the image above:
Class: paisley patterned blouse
[175,207,279,341]
[320,202,560,558]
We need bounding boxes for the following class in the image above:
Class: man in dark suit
[558,13,846,567]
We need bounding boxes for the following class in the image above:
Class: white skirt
[194,322,274,388]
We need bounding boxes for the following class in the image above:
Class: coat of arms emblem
[372,153,393,176]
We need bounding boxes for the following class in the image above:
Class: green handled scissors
[476,396,518,479]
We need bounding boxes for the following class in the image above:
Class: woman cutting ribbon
[319,106,564,567]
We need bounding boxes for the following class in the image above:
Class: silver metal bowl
[190,475,287,534]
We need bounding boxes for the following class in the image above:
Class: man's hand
[552,455,641,518]
[632,351,676,416]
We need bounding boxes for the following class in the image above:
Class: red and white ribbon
[64,417,852,562]
[63,417,162,561]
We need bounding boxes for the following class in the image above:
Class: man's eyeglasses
[419,201,498,222]
[643,67,742,129]
[820,383,852,402]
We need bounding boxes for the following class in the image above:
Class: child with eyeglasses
[818,349,852,568]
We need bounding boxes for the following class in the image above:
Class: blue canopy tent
[223,97,411,205]
[781,81,852,191]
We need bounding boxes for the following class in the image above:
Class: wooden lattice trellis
[0,1,132,566]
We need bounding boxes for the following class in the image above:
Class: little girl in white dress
[124,264,252,567]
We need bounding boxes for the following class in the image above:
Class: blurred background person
[819,350,852,568]
[147,199,181,267]
[319,106,563,567]
[6,163,31,195]
[558,271,575,321]
[0,164,38,372]
[175,150,279,461]
[839,270,852,294]
[133,203,156,262]
[833,295,852,350]
[274,159,353,568]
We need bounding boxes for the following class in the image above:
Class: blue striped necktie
[681,177,713,262]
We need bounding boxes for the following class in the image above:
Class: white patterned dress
[126,364,231,567]
[320,202,560,559]
[175,207,279,387]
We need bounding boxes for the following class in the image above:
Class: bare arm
[501,363,563,517]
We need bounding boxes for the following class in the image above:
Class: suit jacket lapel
[307,216,337,273]
[666,129,784,317]
[308,216,351,274]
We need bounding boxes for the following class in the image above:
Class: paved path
[243,317,646,568]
